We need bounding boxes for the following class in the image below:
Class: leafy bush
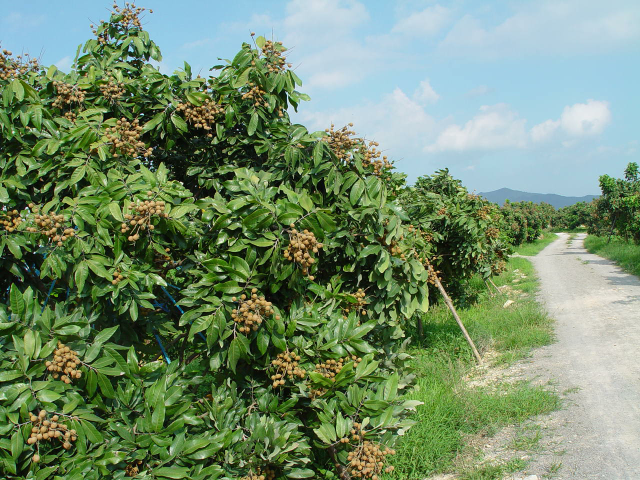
[0,5,430,478]
[500,201,554,246]
[399,169,511,295]
[589,162,640,242]
[553,201,594,230]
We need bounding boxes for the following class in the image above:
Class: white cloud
[439,1,640,58]
[559,99,611,136]
[391,4,452,37]
[296,85,436,162]
[413,79,439,104]
[530,119,560,143]
[426,104,527,152]
[531,99,611,142]
[284,0,369,45]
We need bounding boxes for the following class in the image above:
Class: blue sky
[2,0,639,196]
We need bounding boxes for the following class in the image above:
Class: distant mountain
[479,188,598,209]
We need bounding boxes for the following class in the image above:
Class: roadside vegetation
[584,236,640,278]
[387,257,558,479]
[513,232,558,256]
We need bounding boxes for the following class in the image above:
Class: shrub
[0,5,428,478]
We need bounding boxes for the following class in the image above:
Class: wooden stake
[488,278,501,295]
[428,265,482,364]
[484,280,495,297]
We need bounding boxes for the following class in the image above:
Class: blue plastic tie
[42,280,56,313]
[160,285,206,342]
[153,331,171,364]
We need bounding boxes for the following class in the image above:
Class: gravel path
[523,233,640,479]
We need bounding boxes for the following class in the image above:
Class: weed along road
[527,232,640,479]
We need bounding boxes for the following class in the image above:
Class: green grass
[584,235,640,277]
[513,231,558,256]
[386,258,558,480]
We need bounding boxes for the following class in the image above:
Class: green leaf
[171,113,188,132]
[97,372,115,399]
[10,430,23,459]
[315,211,336,232]
[82,420,104,444]
[93,325,119,345]
[155,467,191,479]
[108,202,124,222]
[257,329,269,355]
[70,165,86,184]
[248,111,259,136]
[242,208,272,228]
[10,285,25,317]
[37,390,61,402]
[74,261,89,292]
[232,67,251,88]
[214,281,242,294]
[24,330,35,359]
[142,111,165,133]
[350,179,365,206]
[287,469,315,478]
[0,371,24,382]
[152,395,166,432]
[314,422,336,444]
[227,336,248,373]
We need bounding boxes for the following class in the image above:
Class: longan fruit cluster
[125,459,143,477]
[314,356,361,383]
[388,240,406,260]
[476,205,491,220]
[0,209,22,232]
[0,48,39,81]
[64,111,77,123]
[91,22,109,45]
[324,123,357,163]
[111,270,125,285]
[27,411,77,459]
[231,288,275,334]
[120,193,168,242]
[241,82,268,108]
[357,141,392,176]
[46,342,82,384]
[25,206,74,246]
[176,98,223,137]
[344,289,367,317]
[346,441,395,479]
[423,260,442,286]
[52,81,85,108]
[491,259,507,275]
[106,117,152,158]
[259,39,291,74]
[485,227,500,239]
[324,124,392,176]
[99,75,125,103]
[271,350,305,389]
[283,225,322,279]
[437,207,447,216]
[242,466,276,480]
[110,2,149,30]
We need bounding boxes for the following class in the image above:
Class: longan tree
[0,4,431,479]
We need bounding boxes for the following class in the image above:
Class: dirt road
[523,233,640,478]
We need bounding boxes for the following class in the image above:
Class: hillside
[479,188,598,209]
